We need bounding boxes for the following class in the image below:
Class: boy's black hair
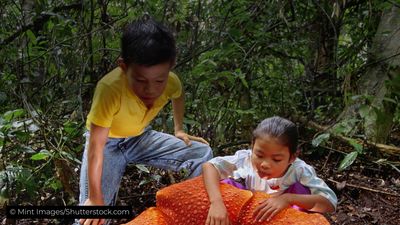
[252,116,298,155]
[121,16,176,66]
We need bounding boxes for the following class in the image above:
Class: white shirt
[208,149,337,208]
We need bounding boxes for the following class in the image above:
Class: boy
[77,17,212,225]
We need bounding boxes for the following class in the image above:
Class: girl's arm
[253,192,334,222]
[202,162,231,225]
[286,193,334,212]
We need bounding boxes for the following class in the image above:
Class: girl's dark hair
[121,16,176,66]
[252,116,298,155]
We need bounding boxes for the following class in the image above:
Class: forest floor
[2,138,400,225]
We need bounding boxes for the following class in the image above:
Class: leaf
[135,164,150,173]
[1,166,36,196]
[60,150,81,164]
[31,150,52,161]
[338,151,358,171]
[348,138,363,153]
[382,97,397,104]
[312,133,330,147]
[26,29,37,45]
[238,76,249,89]
[14,167,36,197]
[234,69,249,89]
[50,180,62,190]
[47,20,54,30]
[151,174,162,183]
[18,145,35,154]
[13,130,30,142]
[31,153,49,161]
[63,121,79,136]
[139,179,150,186]
[3,109,25,122]
[45,178,62,191]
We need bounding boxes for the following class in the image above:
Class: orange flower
[124,177,329,225]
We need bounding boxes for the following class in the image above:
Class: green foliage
[30,149,52,161]
[0,165,37,207]
[3,109,25,122]
[312,133,331,147]
[337,138,364,171]
[338,151,359,172]
[136,164,150,174]
[0,104,82,206]
[332,118,360,137]
[0,0,398,209]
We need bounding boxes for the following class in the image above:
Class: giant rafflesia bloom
[124,176,330,225]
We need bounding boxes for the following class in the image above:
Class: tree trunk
[305,1,341,115]
[334,5,400,144]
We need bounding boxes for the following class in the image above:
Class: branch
[296,116,400,156]
[388,0,400,8]
[328,178,400,197]
[0,3,82,47]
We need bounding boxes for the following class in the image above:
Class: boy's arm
[202,162,230,225]
[79,123,109,225]
[172,92,209,145]
[172,92,185,135]
[87,123,109,203]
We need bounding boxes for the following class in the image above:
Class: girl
[202,116,337,225]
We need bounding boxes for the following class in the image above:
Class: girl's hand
[252,194,291,223]
[205,200,230,225]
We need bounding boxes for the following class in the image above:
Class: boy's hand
[175,130,210,146]
[79,198,105,225]
[206,200,231,225]
[252,193,291,223]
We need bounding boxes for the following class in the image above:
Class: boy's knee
[205,145,213,160]
[193,141,213,160]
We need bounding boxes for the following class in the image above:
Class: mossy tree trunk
[334,5,400,144]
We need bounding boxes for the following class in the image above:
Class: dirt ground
[3,143,399,225]
[302,148,400,225]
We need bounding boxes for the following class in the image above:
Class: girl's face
[251,135,295,179]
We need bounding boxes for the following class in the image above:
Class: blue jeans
[76,128,212,223]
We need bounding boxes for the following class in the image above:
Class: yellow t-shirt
[86,67,182,138]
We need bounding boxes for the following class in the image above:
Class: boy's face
[121,61,171,108]
[251,135,295,179]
